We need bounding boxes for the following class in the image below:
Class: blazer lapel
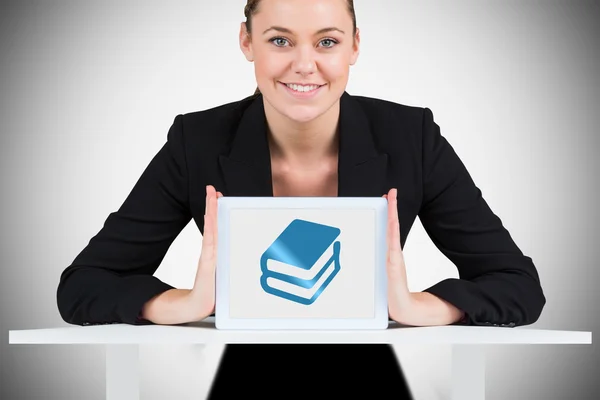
[218,94,274,197]
[219,92,388,198]
[337,92,389,197]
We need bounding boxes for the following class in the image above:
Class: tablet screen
[227,208,376,319]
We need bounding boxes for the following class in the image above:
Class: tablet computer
[215,196,388,330]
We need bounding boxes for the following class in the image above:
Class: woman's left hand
[384,188,414,323]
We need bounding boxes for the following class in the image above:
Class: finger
[390,189,401,253]
[387,188,396,232]
[385,189,392,262]
[213,192,219,253]
[202,213,214,258]
[387,189,403,267]
[208,188,220,257]
[388,219,402,265]
[207,186,218,237]
[206,185,215,213]
[388,189,400,236]
[392,188,399,227]
[205,185,210,215]
[202,187,212,259]
[203,185,216,255]
[386,218,395,265]
[210,188,218,247]
[205,185,217,223]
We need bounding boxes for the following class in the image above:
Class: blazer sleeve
[418,108,546,327]
[56,114,192,326]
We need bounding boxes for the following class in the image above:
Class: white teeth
[285,83,321,92]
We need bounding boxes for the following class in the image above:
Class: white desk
[9,317,592,400]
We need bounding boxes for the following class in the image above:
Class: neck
[264,98,340,167]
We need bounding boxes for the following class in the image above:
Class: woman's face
[240,0,360,124]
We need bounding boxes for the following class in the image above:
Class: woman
[57,0,546,397]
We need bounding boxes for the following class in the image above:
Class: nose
[292,46,316,77]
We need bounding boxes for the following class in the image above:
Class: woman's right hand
[188,185,223,321]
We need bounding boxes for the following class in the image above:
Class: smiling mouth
[279,82,327,95]
[280,82,326,87]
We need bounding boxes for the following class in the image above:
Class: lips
[279,81,325,99]
[280,82,326,87]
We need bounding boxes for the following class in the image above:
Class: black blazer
[56,92,546,327]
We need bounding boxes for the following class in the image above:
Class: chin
[283,98,339,124]
[284,107,324,123]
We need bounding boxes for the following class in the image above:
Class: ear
[239,22,254,62]
[350,27,360,66]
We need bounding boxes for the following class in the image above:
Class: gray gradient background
[1,0,598,399]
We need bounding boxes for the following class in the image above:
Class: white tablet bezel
[215,196,388,330]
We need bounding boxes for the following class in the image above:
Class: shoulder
[168,94,259,152]
[350,94,425,121]
[179,94,257,131]
[349,94,435,136]
[348,93,435,145]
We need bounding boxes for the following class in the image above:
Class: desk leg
[106,345,139,400]
[451,345,485,400]
[197,343,226,398]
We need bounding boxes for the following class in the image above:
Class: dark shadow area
[208,344,414,399]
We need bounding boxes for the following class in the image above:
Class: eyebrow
[262,26,345,36]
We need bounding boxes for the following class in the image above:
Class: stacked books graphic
[259,219,342,305]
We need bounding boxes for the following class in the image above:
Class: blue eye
[269,36,339,48]
[271,37,289,47]
[320,38,337,48]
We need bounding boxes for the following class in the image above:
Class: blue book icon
[260,219,342,305]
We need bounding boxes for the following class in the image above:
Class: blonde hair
[243,0,357,96]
